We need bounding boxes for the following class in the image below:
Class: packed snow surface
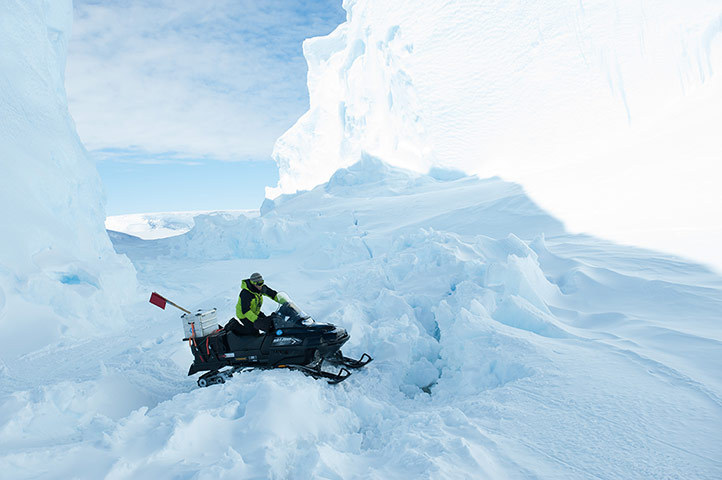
[270,0,722,271]
[3,159,721,479]
[0,0,136,359]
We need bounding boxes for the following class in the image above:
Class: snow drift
[0,0,136,359]
[269,0,722,271]
[4,160,720,478]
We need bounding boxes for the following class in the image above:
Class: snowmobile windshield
[274,294,314,327]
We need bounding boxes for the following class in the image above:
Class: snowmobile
[180,294,372,387]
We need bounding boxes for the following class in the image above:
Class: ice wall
[269,0,722,270]
[0,0,136,358]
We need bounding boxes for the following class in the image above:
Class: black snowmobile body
[186,298,371,386]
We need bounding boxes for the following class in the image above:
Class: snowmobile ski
[327,351,373,369]
[283,364,352,384]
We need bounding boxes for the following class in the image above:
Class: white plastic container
[181,309,219,339]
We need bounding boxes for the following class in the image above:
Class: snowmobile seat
[226,331,267,352]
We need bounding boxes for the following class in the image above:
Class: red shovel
[149,292,191,314]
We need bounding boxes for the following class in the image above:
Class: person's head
[249,272,264,291]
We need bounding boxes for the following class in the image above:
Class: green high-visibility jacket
[235,279,283,322]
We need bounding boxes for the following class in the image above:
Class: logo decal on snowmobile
[272,336,302,346]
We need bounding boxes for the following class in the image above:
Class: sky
[66,0,346,215]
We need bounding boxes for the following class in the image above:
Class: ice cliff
[0,0,136,358]
[269,0,722,270]
[271,0,722,195]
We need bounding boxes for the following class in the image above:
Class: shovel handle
[167,298,191,314]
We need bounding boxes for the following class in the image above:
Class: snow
[269,0,722,272]
[4,159,722,479]
[0,0,136,359]
[2,0,722,478]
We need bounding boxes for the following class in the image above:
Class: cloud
[67,0,345,162]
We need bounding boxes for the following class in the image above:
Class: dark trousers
[224,315,273,336]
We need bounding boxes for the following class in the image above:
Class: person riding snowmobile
[224,272,286,335]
